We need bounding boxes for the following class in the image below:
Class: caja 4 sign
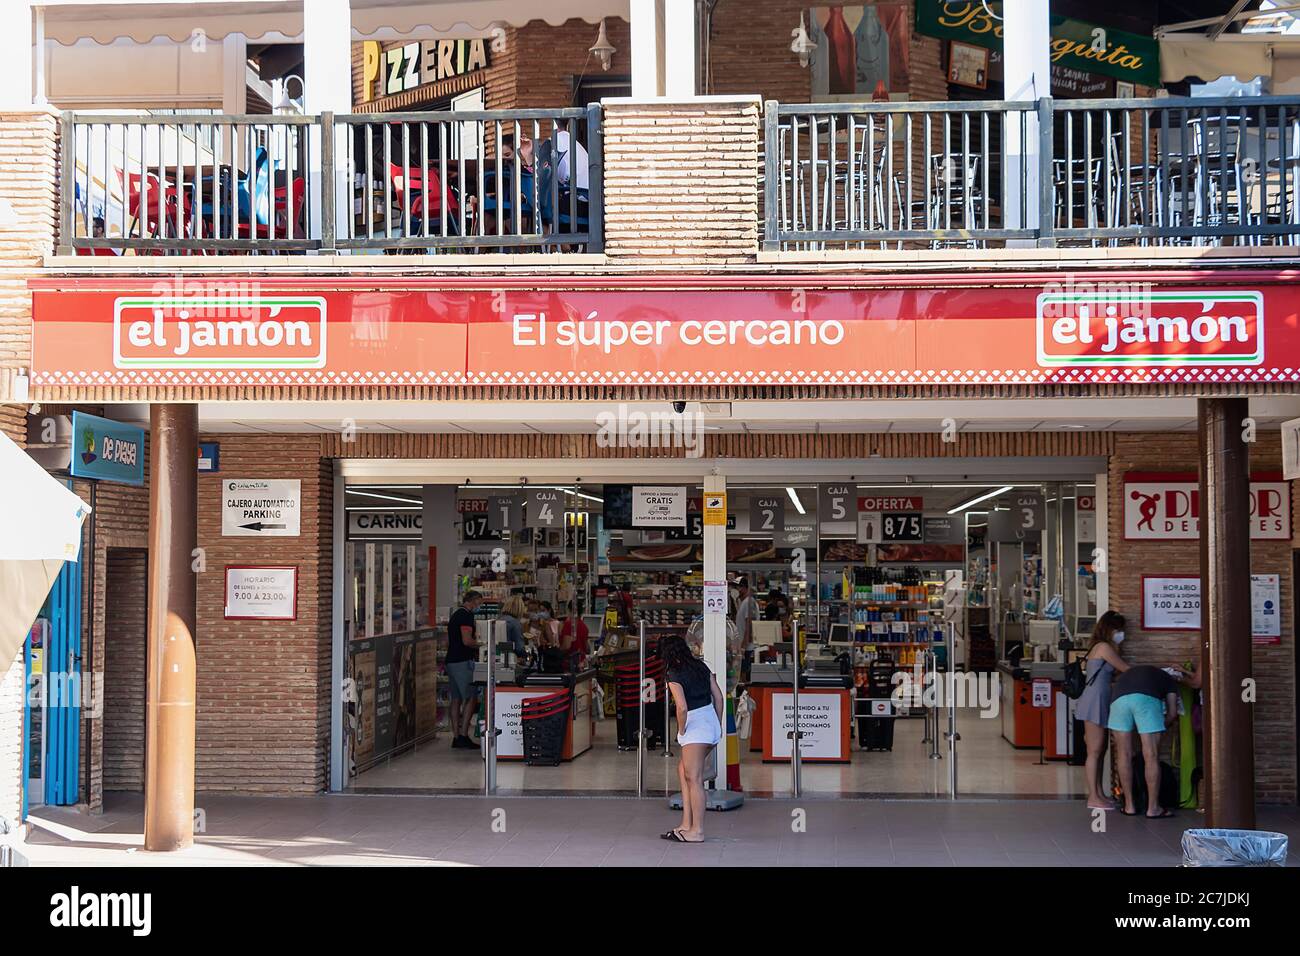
[1037,290,1264,367]
[1123,473,1291,540]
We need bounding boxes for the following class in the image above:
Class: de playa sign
[28,272,1300,389]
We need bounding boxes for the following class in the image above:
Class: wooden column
[144,404,198,851]
[1197,398,1255,829]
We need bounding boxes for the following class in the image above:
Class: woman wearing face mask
[1076,611,1131,810]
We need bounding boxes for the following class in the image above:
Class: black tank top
[669,664,713,710]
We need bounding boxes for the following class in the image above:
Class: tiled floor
[19,791,1300,867]
[353,706,1084,798]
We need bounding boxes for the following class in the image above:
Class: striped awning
[42,0,628,45]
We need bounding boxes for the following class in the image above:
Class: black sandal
[661,829,684,841]
[1146,809,1175,819]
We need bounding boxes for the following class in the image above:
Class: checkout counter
[747,639,852,763]
[997,621,1079,760]
[475,643,595,762]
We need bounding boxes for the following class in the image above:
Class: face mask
[1113,630,1125,645]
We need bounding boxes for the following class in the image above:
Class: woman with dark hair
[659,635,724,843]
[1077,610,1131,810]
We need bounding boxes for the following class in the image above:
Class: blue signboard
[69,411,144,485]
[198,442,220,474]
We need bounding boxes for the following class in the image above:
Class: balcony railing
[763,95,1300,250]
[60,107,602,255]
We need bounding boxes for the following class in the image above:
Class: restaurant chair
[387,161,461,236]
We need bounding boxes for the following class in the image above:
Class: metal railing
[60,107,603,255]
[764,95,1300,249]
[62,113,318,254]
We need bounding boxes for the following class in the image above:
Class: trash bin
[1181,829,1288,867]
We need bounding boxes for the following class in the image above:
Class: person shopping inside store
[499,595,528,657]
[732,576,760,680]
[446,591,484,750]
[1108,663,1187,818]
[558,600,590,663]
[1075,611,1130,811]
[661,635,724,844]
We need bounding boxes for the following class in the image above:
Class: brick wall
[73,453,150,812]
[1108,432,1297,803]
[0,110,57,405]
[603,98,760,263]
[709,0,947,102]
[194,435,331,794]
[101,549,146,791]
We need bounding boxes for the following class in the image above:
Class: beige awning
[42,0,628,46]
[1160,34,1300,84]
[0,431,89,673]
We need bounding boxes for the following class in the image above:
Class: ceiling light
[346,489,423,505]
[786,487,806,514]
[947,485,1013,515]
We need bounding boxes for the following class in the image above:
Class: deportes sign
[1124,472,1291,540]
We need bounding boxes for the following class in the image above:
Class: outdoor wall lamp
[791,13,816,68]
[590,18,616,71]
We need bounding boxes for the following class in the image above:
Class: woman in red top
[558,601,590,658]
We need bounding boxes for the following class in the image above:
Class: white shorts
[677,704,722,747]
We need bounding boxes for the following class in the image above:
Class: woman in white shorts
[660,635,724,844]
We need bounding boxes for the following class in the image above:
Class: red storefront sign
[858,495,924,511]
[1123,471,1292,540]
[28,272,1300,388]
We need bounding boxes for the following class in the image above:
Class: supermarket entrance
[333,455,1104,799]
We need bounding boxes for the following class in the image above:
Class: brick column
[0,109,58,405]
[602,97,759,263]
[0,108,55,833]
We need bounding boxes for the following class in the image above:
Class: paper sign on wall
[857,511,882,544]
[704,580,728,616]
[1252,573,1281,643]
[703,492,728,526]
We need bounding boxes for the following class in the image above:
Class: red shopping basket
[521,689,571,766]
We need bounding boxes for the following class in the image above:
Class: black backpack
[1062,653,1099,699]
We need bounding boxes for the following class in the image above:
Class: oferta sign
[915,2,1160,88]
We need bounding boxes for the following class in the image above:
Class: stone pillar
[143,404,198,851]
